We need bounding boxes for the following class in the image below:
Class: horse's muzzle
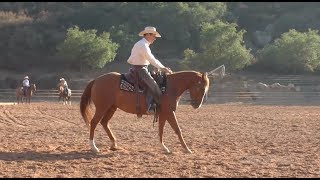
[191,100,200,109]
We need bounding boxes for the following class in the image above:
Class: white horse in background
[256,82,299,91]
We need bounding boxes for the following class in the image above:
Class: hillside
[1,2,320,73]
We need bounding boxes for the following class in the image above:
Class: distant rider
[22,76,30,96]
[58,78,69,95]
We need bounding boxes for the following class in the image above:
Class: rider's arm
[142,44,165,69]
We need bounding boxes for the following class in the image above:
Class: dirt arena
[0,102,319,177]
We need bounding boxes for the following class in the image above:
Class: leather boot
[147,103,155,115]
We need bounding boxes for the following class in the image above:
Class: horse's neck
[168,71,198,97]
[29,86,35,94]
[28,88,34,94]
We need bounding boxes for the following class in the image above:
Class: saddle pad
[120,74,135,92]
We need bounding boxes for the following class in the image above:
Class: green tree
[179,48,197,70]
[184,20,253,71]
[256,29,320,74]
[57,26,119,71]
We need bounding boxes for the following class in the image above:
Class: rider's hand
[161,67,173,74]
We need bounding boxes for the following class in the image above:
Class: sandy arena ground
[0,102,319,177]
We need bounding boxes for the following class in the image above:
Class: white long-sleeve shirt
[127,38,165,69]
[58,81,68,88]
[22,79,30,87]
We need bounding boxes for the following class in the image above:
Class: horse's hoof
[91,148,100,153]
[162,148,171,154]
[161,146,171,154]
[110,146,122,151]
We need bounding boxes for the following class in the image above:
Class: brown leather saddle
[120,67,167,117]
[120,68,166,93]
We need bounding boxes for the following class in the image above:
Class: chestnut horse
[80,70,210,154]
[16,84,37,104]
[57,85,71,105]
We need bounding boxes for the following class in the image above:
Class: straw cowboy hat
[24,76,29,79]
[59,78,65,81]
[138,26,161,37]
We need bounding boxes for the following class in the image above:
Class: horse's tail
[80,80,95,127]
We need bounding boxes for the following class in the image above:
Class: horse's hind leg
[89,110,106,153]
[166,111,192,153]
[100,106,118,150]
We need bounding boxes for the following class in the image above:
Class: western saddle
[120,66,166,118]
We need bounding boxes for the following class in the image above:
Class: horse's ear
[202,72,208,79]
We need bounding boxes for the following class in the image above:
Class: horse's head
[189,72,210,109]
[30,84,37,92]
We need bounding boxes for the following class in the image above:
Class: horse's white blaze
[90,139,100,153]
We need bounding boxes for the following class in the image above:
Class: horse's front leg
[166,111,192,153]
[158,114,171,154]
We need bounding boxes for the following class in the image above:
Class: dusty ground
[0,102,320,178]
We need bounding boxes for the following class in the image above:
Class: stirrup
[146,104,155,115]
[146,109,155,115]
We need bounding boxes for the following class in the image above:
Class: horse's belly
[116,91,147,114]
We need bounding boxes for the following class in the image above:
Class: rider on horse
[59,78,69,95]
[127,26,172,114]
[22,76,30,96]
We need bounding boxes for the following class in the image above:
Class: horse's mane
[167,70,210,91]
[170,70,201,75]
[167,71,203,78]
[168,70,207,80]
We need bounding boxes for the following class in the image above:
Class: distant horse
[80,70,211,154]
[16,84,37,104]
[57,85,71,105]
